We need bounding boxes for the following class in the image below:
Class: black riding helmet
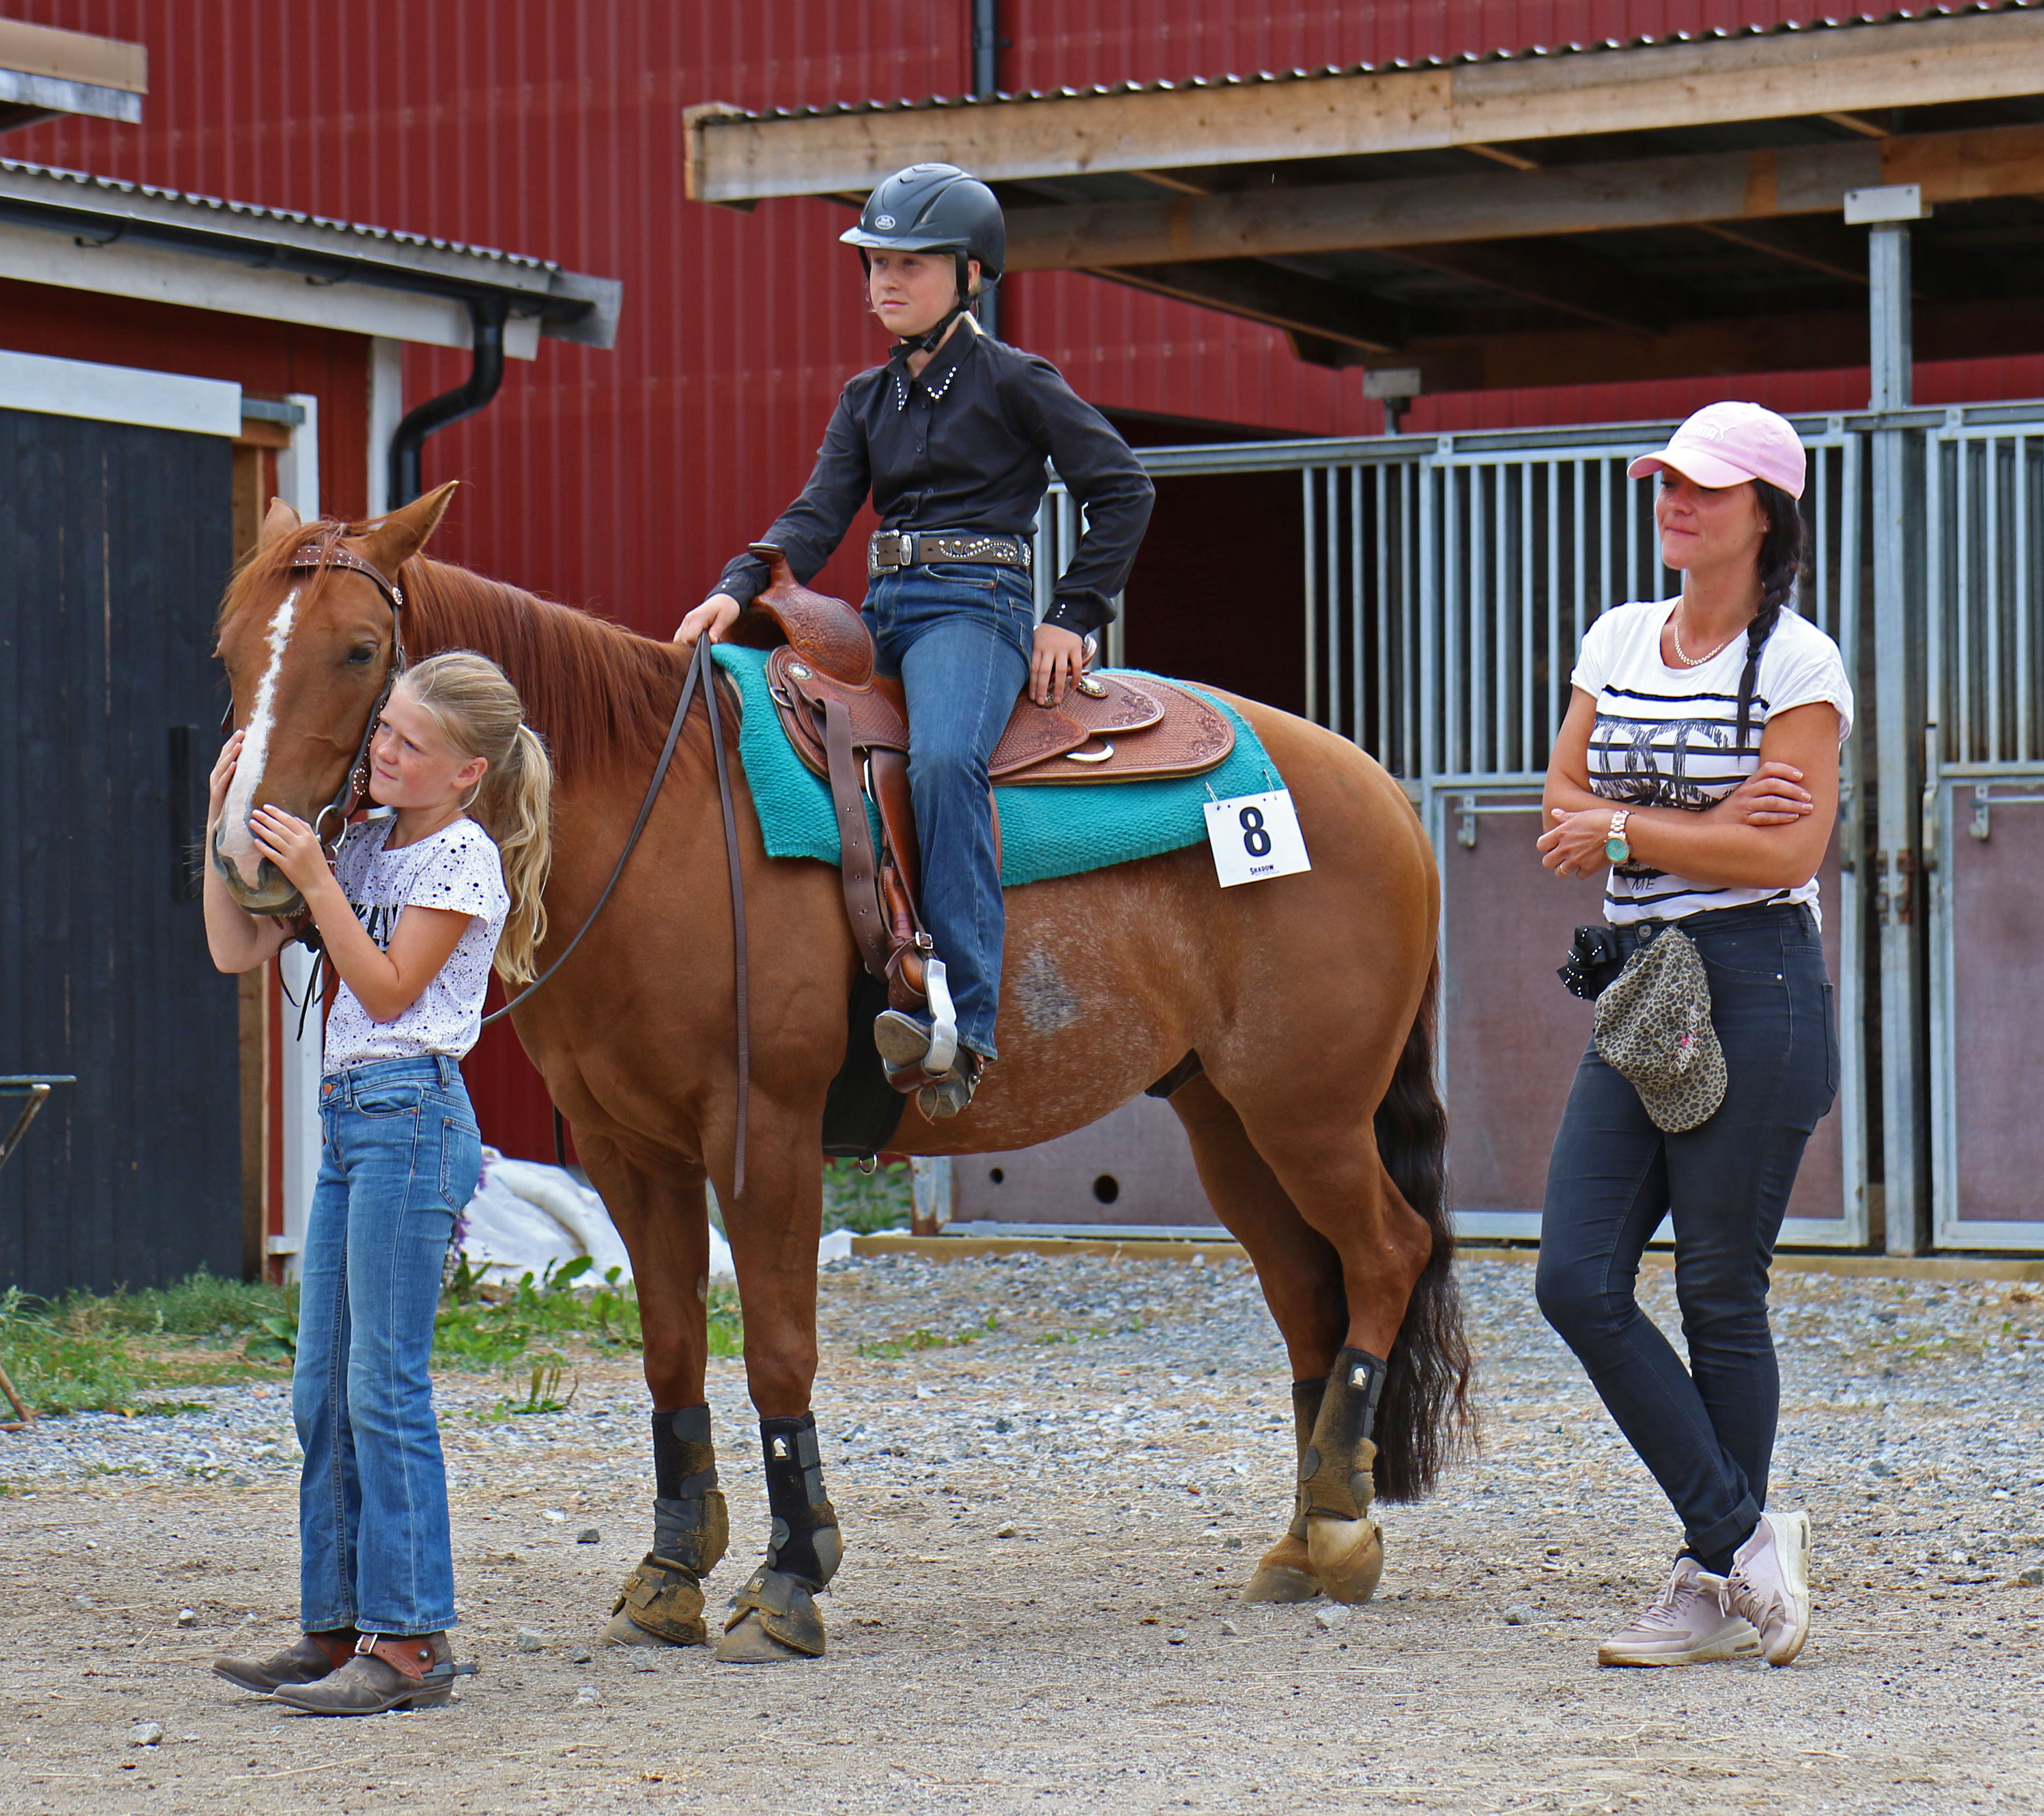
[841,164,1005,352]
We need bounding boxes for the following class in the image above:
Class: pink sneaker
[1718,1508,1812,1666]
[1598,1556,1761,1666]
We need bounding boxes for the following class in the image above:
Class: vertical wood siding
[0,409,242,1293]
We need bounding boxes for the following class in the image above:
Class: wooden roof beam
[1400,293,2044,392]
[689,12,2044,202]
[0,17,146,130]
[998,121,2044,269]
[1379,239,1669,335]
[1082,259,1413,355]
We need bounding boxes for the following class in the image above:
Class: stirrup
[921,960,958,1076]
[917,1053,982,1121]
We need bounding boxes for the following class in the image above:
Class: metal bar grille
[1931,423,2044,767]
[1051,420,1856,785]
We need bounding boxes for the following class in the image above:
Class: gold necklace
[1670,608,1741,668]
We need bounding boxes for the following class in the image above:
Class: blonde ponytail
[397,650,555,984]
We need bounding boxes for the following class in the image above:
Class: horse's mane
[218,521,686,782]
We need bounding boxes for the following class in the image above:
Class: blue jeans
[1535,904,1839,1560]
[295,1055,481,1635]
[863,563,1034,1061]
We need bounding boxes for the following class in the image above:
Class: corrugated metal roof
[0,155,621,345]
[706,1,2041,120]
[0,155,556,271]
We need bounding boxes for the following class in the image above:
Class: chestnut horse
[212,487,1468,1662]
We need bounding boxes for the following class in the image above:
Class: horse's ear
[262,496,302,542]
[359,480,460,578]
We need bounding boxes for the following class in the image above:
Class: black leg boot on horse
[1244,1379,1328,1604]
[1300,1348,1389,1604]
[718,1412,843,1662]
[604,1405,729,1647]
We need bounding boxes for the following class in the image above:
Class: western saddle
[725,544,1234,1053]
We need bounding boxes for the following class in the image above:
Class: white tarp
[458,1150,856,1285]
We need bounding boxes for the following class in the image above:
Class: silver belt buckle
[868,530,907,577]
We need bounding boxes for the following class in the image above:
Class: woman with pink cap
[1533,401,1853,1669]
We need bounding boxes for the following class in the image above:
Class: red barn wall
[0,280,371,512]
[10,0,2039,1157]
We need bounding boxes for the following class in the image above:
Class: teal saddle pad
[712,643,1280,886]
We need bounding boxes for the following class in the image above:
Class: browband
[287,543,406,613]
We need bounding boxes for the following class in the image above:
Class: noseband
[284,545,408,849]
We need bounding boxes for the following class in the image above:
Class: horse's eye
[347,645,376,665]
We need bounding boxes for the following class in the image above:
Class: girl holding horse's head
[203,647,551,1713]
[675,161,1155,1120]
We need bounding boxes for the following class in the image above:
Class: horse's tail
[1370,958,1472,1503]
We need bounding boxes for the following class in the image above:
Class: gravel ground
[2,1250,2041,1814]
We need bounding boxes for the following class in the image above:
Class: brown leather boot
[210,1628,358,1693]
[271,1633,475,1715]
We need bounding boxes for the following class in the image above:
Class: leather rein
[278,548,753,1201]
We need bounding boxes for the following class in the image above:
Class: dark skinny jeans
[1536,903,1839,1562]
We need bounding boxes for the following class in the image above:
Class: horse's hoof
[607,1553,710,1645]
[717,1566,827,1661]
[1306,1513,1384,1606]
[600,1608,683,1649]
[714,1611,818,1663]
[1243,1533,1323,1604]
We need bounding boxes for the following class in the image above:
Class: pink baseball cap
[1627,401,1806,500]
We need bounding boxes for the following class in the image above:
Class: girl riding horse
[676,161,1154,1120]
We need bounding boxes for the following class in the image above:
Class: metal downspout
[970,0,1002,342]
[387,294,511,509]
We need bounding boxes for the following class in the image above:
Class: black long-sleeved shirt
[715,322,1154,636]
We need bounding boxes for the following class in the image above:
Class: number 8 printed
[1239,805,1273,859]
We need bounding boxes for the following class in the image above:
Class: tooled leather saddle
[723,544,1233,1030]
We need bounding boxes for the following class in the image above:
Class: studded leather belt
[867,529,1032,578]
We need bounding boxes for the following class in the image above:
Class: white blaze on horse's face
[216,585,301,891]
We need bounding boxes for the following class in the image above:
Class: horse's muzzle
[210,821,307,917]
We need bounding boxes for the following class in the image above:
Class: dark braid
[1734,480,1807,753]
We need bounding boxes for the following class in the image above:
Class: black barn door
[0,407,239,1295]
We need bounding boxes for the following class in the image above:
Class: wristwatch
[1603,810,1633,865]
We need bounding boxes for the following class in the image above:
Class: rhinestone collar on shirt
[893,362,963,411]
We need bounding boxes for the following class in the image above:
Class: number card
[1203,789,1311,888]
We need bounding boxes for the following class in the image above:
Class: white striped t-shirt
[1571,599,1854,927]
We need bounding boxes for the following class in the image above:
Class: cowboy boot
[271,1632,475,1715]
[210,1628,358,1693]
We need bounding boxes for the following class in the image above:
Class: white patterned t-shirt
[322,814,510,1074]
[1572,599,1853,928]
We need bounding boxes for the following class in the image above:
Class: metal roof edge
[694,2,2041,124]
[0,158,621,349]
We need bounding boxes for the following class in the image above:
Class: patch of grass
[0,1276,290,1417]
[0,1251,750,1418]
[821,1159,913,1235]
[434,1257,742,1369]
[856,1315,992,1361]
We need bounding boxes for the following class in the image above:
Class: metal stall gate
[989,418,1871,1247]
[1925,405,2044,1251]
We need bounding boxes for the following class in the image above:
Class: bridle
[285,545,409,850]
[227,545,753,1199]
